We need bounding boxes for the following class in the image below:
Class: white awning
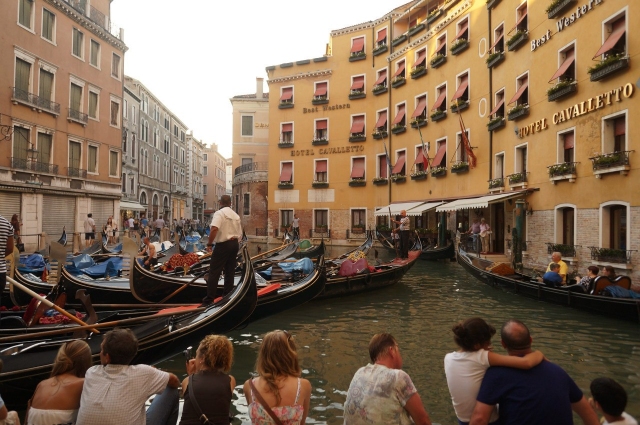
[436,192,525,212]
[406,201,444,215]
[119,200,146,211]
[374,202,424,216]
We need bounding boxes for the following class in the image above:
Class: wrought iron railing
[68,108,88,124]
[234,162,268,176]
[64,0,123,40]
[589,151,632,171]
[546,242,579,258]
[11,157,59,174]
[12,87,60,114]
[506,172,528,185]
[255,228,267,237]
[488,177,504,189]
[547,162,578,177]
[67,167,87,178]
[588,246,636,264]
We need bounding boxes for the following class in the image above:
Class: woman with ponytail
[243,330,311,425]
[26,340,92,425]
[444,318,544,425]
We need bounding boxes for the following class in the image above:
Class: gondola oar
[6,276,100,333]
[250,243,291,261]
[157,267,210,304]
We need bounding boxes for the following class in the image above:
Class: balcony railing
[507,172,528,185]
[548,162,577,178]
[589,151,631,171]
[234,162,267,176]
[488,177,504,190]
[68,108,88,124]
[11,157,59,175]
[546,242,579,258]
[67,167,87,178]
[64,0,123,41]
[588,246,636,264]
[12,87,60,115]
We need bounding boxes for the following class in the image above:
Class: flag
[417,125,430,171]
[458,113,477,168]
[383,142,393,176]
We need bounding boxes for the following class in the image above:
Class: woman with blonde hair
[244,330,311,425]
[179,335,236,425]
[26,340,92,425]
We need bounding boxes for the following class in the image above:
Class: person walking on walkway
[84,214,96,248]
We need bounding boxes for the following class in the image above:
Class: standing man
[344,333,432,425]
[203,195,243,304]
[83,213,96,248]
[469,319,600,425]
[127,216,134,232]
[479,218,491,254]
[76,328,179,425]
[546,252,569,285]
[290,214,300,239]
[154,215,165,238]
[466,217,481,252]
[0,215,14,308]
[394,210,410,259]
[140,213,149,236]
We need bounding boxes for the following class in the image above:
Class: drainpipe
[487,7,493,181]
[387,17,394,211]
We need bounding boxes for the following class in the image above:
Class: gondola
[0,247,257,408]
[179,231,206,255]
[375,229,396,252]
[293,239,325,259]
[328,230,374,266]
[456,246,640,323]
[420,241,455,261]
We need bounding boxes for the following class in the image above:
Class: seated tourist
[603,265,617,280]
[546,252,568,284]
[542,263,563,287]
[589,377,637,425]
[576,266,599,293]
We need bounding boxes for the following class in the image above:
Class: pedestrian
[140,214,148,232]
[202,195,242,304]
[589,377,637,425]
[0,214,13,322]
[154,215,165,238]
[83,213,96,248]
[127,216,134,231]
[290,214,300,239]
[76,328,180,425]
[394,210,410,259]
[479,218,491,254]
[105,217,117,245]
[344,333,432,425]
[243,330,311,425]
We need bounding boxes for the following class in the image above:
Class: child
[590,377,637,425]
[444,317,544,425]
[542,263,563,287]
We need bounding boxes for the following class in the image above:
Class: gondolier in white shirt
[394,210,410,259]
[202,195,243,304]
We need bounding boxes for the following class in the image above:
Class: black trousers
[399,230,410,258]
[203,239,239,303]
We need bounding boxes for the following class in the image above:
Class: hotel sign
[290,145,365,156]
[552,83,634,124]
[303,103,351,114]
[531,0,603,52]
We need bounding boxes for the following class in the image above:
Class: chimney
[256,77,264,98]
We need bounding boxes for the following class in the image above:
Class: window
[13,126,29,162]
[413,48,427,73]
[350,115,365,137]
[351,157,365,181]
[351,75,365,96]
[203,153,208,161]
[69,140,81,171]
[490,89,505,118]
[509,73,529,107]
[414,145,428,172]
[515,144,528,174]
[495,152,504,179]
[279,162,293,184]
[280,87,293,105]
[37,132,52,165]
[314,210,328,228]
[435,33,447,57]
[88,145,97,173]
[558,130,575,163]
[375,110,388,132]
[603,204,627,250]
[141,119,148,142]
[392,104,406,129]
[281,123,293,144]
[550,44,575,83]
[315,119,328,141]
[164,137,170,154]
[243,194,250,216]
[112,53,121,79]
[452,72,469,104]
[603,113,626,153]
[132,105,136,124]
[593,14,626,60]
[164,115,170,130]
[153,129,158,148]
[375,28,387,47]
[18,0,34,29]
[432,138,447,168]
[69,82,83,113]
[412,95,427,123]
[281,210,293,228]
[110,99,120,127]
[122,172,126,192]
[90,40,100,68]
[513,2,528,33]
[491,24,504,53]
[181,148,185,164]
[38,68,54,104]
[141,94,148,114]
[72,28,84,59]
[181,131,185,142]
[203,184,207,195]
[241,115,253,137]
[351,36,365,56]
[88,90,99,119]
[391,150,406,176]
[203,166,208,175]
[314,159,328,182]
[456,130,470,163]
[14,57,32,98]
[352,209,366,228]
[558,206,575,245]
[393,59,406,82]
[432,83,447,113]
[455,16,469,42]
[378,154,389,178]
[42,8,55,42]
[314,82,328,101]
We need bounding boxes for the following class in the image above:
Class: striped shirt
[399,216,410,231]
[0,215,13,274]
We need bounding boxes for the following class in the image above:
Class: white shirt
[76,364,169,425]
[292,217,300,228]
[84,217,95,233]
[127,218,134,228]
[210,207,242,243]
[444,349,498,423]
[604,412,638,425]
[155,218,165,229]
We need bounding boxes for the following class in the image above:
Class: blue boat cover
[82,257,123,278]
[259,257,314,278]
[603,285,640,299]
[71,254,96,270]
[23,254,45,269]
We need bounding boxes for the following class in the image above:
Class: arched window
[601,202,628,250]
[152,194,159,206]
[163,196,169,209]
[140,191,147,205]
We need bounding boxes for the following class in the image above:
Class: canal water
[159,246,640,424]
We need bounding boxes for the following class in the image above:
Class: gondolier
[203,195,243,304]
[394,210,410,259]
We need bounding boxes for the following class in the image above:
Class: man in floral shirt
[344,333,432,425]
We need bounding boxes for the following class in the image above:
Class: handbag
[248,379,284,425]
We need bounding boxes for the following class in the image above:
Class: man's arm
[403,392,432,425]
[167,373,180,389]
[571,396,600,425]
[6,235,13,255]
[207,226,218,248]
[469,401,494,425]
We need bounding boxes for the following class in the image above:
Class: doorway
[491,203,505,253]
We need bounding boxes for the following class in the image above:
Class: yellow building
[266,0,638,280]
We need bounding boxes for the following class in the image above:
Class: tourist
[127,216,134,231]
[546,252,568,284]
[83,213,96,248]
[140,237,157,270]
[179,335,235,425]
[105,217,117,245]
[289,214,300,239]
[589,377,637,425]
[469,319,599,425]
[140,214,149,235]
[243,330,311,425]
[10,214,20,244]
[603,265,617,280]
[202,195,242,303]
[394,210,410,259]
[542,263,563,287]
[26,340,91,425]
[76,328,180,425]
[465,218,481,252]
[444,317,544,425]
[479,218,491,254]
[576,266,600,293]
[344,333,431,425]
[0,215,14,308]
[0,393,19,425]
[155,215,165,238]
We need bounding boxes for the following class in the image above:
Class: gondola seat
[613,276,632,290]
[591,276,612,295]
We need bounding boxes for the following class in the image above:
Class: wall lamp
[525,203,534,216]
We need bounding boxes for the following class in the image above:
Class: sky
[111,0,400,158]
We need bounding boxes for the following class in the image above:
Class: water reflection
[159,248,640,424]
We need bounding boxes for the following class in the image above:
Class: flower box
[427,9,443,24]
[392,34,407,47]
[588,56,629,82]
[315,227,328,233]
[547,0,577,19]
[312,182,329,188]
[312,96,329,105]
[279,102,294,109]
[451,100,469,113]
[430,110,447,122]
[487,117,505,132]
[451,162,469,174]
[411,172,427,180]
[372,178,388,185]
[430,54,447,68]
[507,105,529,121]
[372,85,388,96]
[391,125,406,134]
[391,175,406,183]
[589,247,630,264]
[507,31,528,52]
[373,44,388,56]
[349,134,366,142]
[410,119,427,128]
[349,91,366,100]
[590,152,631,178]
[372,130,388,140]
[488,178,504,190]
[450,39,469,55]
[349,179,367,187]
[431,167,447,177]
[278,141,294,148]
[508,173,526,184]
[408,23,425,37]
[351,227,365,234]
[410,66,427,79]
[548,162,577,183]
[486,0,501,9]
[547,82,577,102]
[391,76,406,88]
[486,51,505,68]
[278,182,294,189]
[311,138,329,146]
[349,51,366,62]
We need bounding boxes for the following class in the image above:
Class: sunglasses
[282,330,292,341]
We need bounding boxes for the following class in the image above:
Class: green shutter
[89,92,98,118]
[15,58,31,93]
[13,127,29,161]
[70,84,82,111]
[19,0,32,28]
[69,141,81,170]
[110,151,118,175]
[39,69,53,101]
[42,9,54,40]
[88,146,97,173]
[37,133,52,164]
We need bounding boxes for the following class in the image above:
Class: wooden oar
[157,268,210,304]
[250,243,291,261]
[6,276,100,333]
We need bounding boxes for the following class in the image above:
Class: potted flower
[507,104,529,121]
[312,94,328,105]
[408,22,425,37]
[312,180,329,188]
[372,177,389,185]
[451,99,469,113]
[372,84,387,95]
[431,166,447,177]
[547,80,577,101]
[430,53,447,68]
[390,173,406,183]
[351,223,365,234]
[507,30,528,51]
[430,110,446,122]
[373,42,388,55]
[278,181,294,189]
[372,128,388,139]
[349,177,367,186]
[315,224,328,233]
[279,99,294,109]
[508,172,525,184]
[487,116,505,131]
[592,153,622,168]
[488,177,504,189]
[451,161,469,173]
[546,0,577,19]
[349,89,366,100]
[427,8,442,24]
[391,123,406,134]
[411,170,428,180]
[392,75,406,88]
[450,38,469,55]
[588,53,629,82]
[349,51,366,62]
[392,33,408,47]
[410,65,427,79]
[410,117,427,128]
[485,51,505,68]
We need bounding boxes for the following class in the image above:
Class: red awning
[350,116,365,133]
[593,19,625,58]
[509,9,528,33]
[351,37,365,53]
[451,78,469,101]
[414,148,426,165]
[431,144,446,166]
[614,117,625,136]
[316,120,327,130]
[414,50,426,68]
[279,163,292,182]
[432,90,446,111]
[377,28,387,43]
[455,20,469,40]
[282,123,293,132]
[393,62,406,77]
[375,111,388,128]
[374,71,387,85]
[280,88,293,101]
[434,37,446,54]
[351,159,365,178]
[549,50,575,82]
[489,98,504,116]
[314,83,327,96]
[563,133,574,150]
[393,105,406,124]
[351,76,364,90]
[489,33,503,52]
[411,98,427,117]
[316,160,327,172]
[391,154,406,174]
[379,156,388,178]
[508,78,529,104]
